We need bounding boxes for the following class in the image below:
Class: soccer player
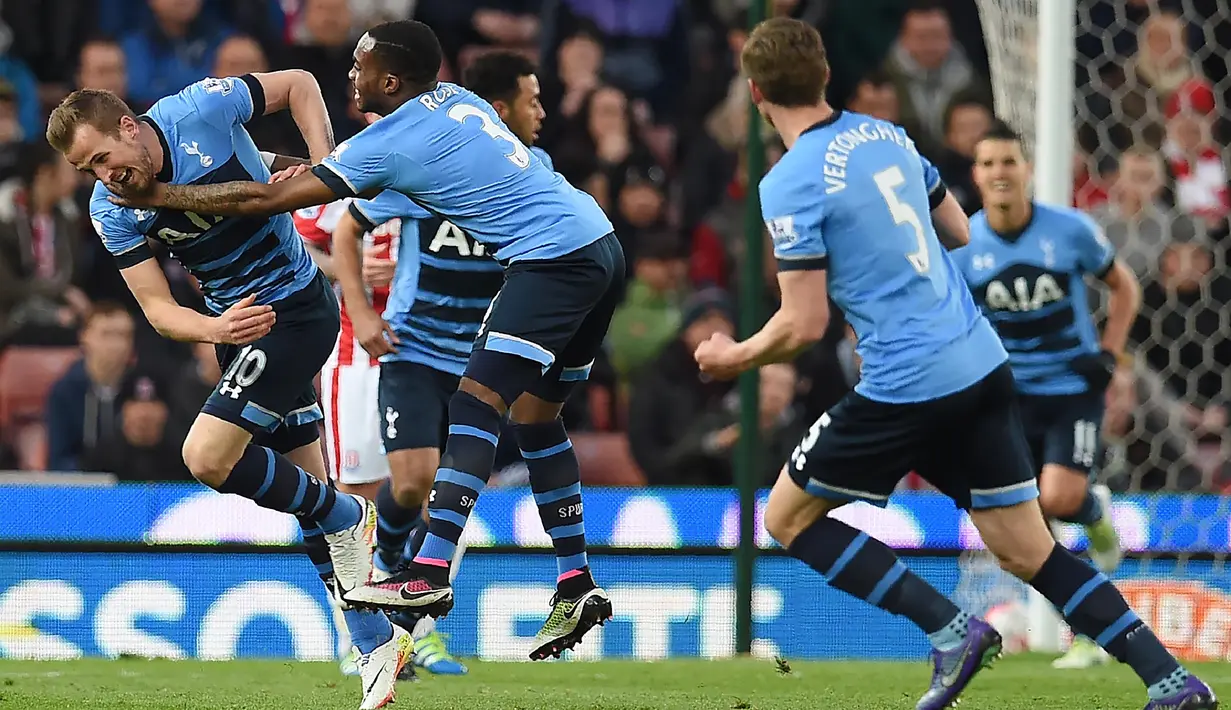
[325,49,553,675]
[954,121,1141,671]
[46,74,410,710]
[105,21,620,661]
[691,18,1215,710]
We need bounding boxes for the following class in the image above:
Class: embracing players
[691,18,1214,710]
[48,73,412,707]
[953,120,1142,670]
[106,21,618,661]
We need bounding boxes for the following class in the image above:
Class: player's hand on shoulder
[352,308,398,358]
[694,332,742,381]
[106,179,167,208]
[270,163,312,184]
[214,294,276,345]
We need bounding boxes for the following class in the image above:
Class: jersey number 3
[447,104,531,170]
[873,166,930,274]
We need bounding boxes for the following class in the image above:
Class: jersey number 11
[873,165,930,275]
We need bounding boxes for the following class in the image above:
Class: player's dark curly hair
[463,51,538,106]
[365,20,442,88]
[981,119,1023,144]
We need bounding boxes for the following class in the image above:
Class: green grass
[0,655,1227,710]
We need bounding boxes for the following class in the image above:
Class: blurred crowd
[0,0,1227,493]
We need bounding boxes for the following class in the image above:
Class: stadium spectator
[539,0,690,121]
[933,94,992,215]
[80,367,192,482]
[1073,144,1111,212]
[1104,362,1210,491]
[1093,148,1204,278]
[0,140,90,348]
[166,341,221,451]
[538,27,604,149]
[0,21,39,142]
[1131,239,1231,443]
[1161,80,1229,231]
[76,38,128,97]
[846,69,900,123]
[0,84,23,182]
[213,34,304,157]
[280,0,364,141]
[679,75,749,234]
[44,303,134,472]
[627,288,736,484]
[122,0,234,107]
[607,231,687,384]
[882,1,988,158]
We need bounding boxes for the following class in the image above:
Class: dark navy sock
[1055,486,1104,526]
[299,518,392,654]
[415,392,501,583]
[516,419,592,597]
[374,481,419,573]
[1029,542,1183,692]
[217,445,360,533]
[789,517,962,645]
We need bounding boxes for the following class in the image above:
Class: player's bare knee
[182,434,240,487]
[764,478,836,548]
[1038,465,1086,519]
[972,502,1055,580]
[389,451,436,508]
[459,376,508,414]
[509,393,563,424]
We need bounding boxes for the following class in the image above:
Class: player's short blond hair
[45,89,135,154]
[740,17,829,108]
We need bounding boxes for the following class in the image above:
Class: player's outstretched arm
[1098,258,1141,357]
[119,259,275,344]
[931,190,970,250]
[250,70,335,162]
[695,269,830,379]
[332,207,397,358]
[110,168,343,217]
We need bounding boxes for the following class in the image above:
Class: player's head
[740,18,829,123]
[972,119,1031,210]
[46,89,156,192]
[350,20,443,114]
[463,51,544,146]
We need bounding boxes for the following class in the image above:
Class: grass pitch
[0,655,1227,710]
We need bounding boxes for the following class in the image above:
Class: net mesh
[967,0,1231,654]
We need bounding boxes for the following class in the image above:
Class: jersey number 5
[447,104,531,170]
[873,166,930,274]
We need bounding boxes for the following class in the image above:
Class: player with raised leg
[329,50,555,675]
[955,121,1140,670]
[47,74,407,710]
[692,18,1215,710]
[105,21,619,661]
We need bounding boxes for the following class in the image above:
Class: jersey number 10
[873,166,930,275]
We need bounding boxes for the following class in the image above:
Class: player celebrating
[325,50,553,675]
[106,21,620,661]
[954,121,1141,671]
[46,74,409,710]
[691,18,1215,710]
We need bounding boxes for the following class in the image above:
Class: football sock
[217,445,360,533]
[414,392,501,583]
[1029,542,1183,694]
[374,481,419,573]
[299,518,393,655]
[1056,486,1104,526]
[789,517,964,649]
[516,419,593,597]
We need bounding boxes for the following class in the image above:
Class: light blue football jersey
[763,110,1006,403]
[315,82,610,263]
[349,190,502,377]
[90,76,318,314]
[953,203,1114,396]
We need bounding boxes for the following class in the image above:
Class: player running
[953,120,1141,671]
[106,21,619,661]
[323,50,554,675]
[47,74,409,710]
[691,18,1215,710]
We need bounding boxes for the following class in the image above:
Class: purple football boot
[1144,675,1218,710]
[915,617,1003,710]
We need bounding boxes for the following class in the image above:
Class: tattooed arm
[108,167,361,217]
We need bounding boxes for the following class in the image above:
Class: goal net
[969,0,1231,656]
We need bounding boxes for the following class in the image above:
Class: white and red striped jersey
[294,200,403,366]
